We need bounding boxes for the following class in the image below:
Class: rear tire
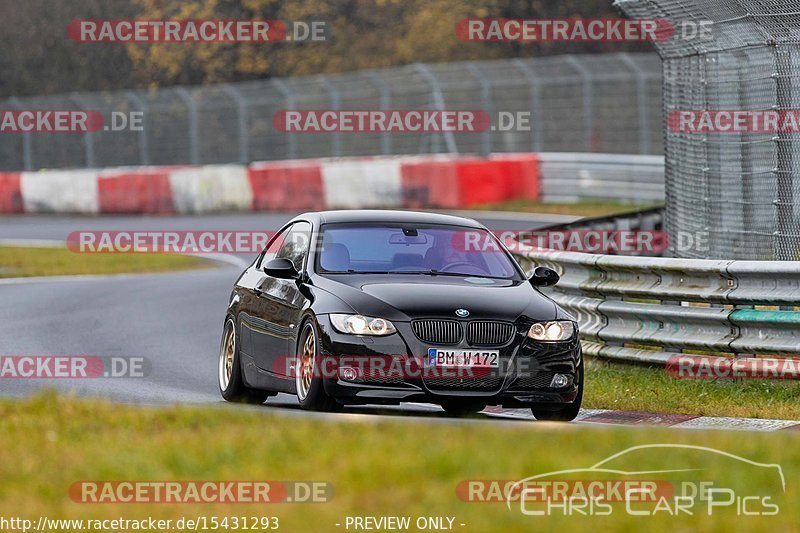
[219,317,272,404]
[440,400,487,417]
[531,367,583,422]
[295,320,342,412]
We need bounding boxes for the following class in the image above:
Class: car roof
[295,209,485,228]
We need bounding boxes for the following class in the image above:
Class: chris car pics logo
[503,444,784,517]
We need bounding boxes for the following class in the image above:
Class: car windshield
[316,223,521,279]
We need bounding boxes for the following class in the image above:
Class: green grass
[0,246,209,278]
[585,359,800,420]
[473,199,661,217]
[0,393,797,532]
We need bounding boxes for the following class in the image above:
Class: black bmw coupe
[219,210,583,420]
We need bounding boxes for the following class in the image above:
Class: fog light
[340,367,358,381]
[550,374,569,388]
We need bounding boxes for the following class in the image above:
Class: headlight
[329,314,397,336]
[528,321,575,341]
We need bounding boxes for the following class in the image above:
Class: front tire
[219,317,272,404]
[295,320,342,412]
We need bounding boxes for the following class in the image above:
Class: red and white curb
[482,407,800,432]
[0,153,542,215]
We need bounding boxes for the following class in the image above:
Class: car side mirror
[263,258,299,280]
[528,266,560,287]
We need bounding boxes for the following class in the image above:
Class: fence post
[175,88,199,165]
[222,84,249,164]
[272,79,297,160]
[512,58,543,152]
[8,97,32,170]
[618,53,651,155]
[467,62,492,156]
[773,45,795,260]
[69,93,96,168]
[318,75,342,157]
[127,91,149,165]
[413,63,458,154]
[564,55,594,152]
[367,71,392,155]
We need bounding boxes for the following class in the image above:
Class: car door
[250,221,312,376]
[237,226,289,361]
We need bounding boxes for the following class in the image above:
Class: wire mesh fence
[0,52,662,172]
[616,0,800,261]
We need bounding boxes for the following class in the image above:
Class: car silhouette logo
[455,309,470,317]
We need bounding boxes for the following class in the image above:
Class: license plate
[428,348,499,368]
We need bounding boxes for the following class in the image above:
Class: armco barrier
[515,246,800,364]
[538,152,664,204]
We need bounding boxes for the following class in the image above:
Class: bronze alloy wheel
[219,318,236,391]
[296,323,316,401]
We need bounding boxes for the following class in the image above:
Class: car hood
[314,274,558,322]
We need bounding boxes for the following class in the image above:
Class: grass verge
[585,358,800,420]
[0,393,797,532]
[471,199,661,217]
[0,246,209,278]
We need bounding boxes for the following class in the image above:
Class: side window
[256,226,290,269]
[277,221,312,271]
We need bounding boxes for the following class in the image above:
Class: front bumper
[316,315,582,408]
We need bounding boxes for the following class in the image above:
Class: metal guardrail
[538,152,664,204]
[512,232,800,366]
